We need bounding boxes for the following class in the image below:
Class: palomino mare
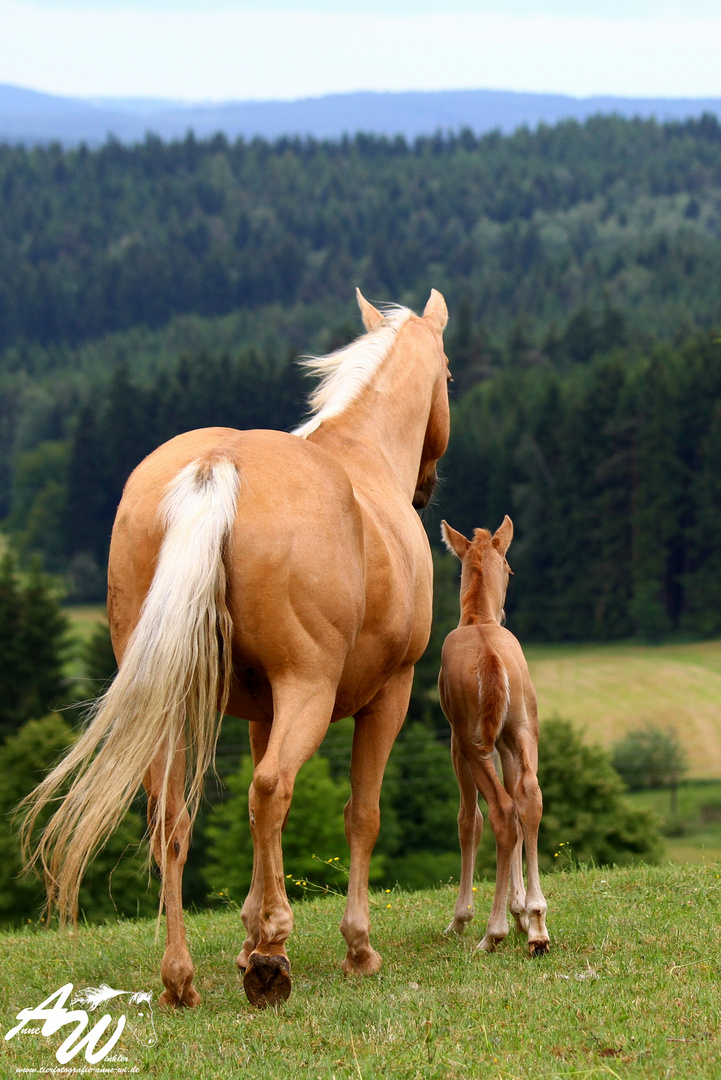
[439,517,550,956]
[23,289,451,1008]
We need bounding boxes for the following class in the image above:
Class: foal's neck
[458,564,500,627]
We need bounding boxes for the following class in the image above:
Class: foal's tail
[474,647,510,758]
[21,455,240,923]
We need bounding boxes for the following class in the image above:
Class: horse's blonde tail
[21,455,240,924]
[474,648,510,758]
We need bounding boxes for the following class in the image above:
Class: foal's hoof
[158,984,201,1009]
[528,939,550,957]
[243,953,292,1008]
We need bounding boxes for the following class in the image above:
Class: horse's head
[442,516,514,624]
[413,290,451,509]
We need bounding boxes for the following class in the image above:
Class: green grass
[2,862,720,1079]
[525,639,721,780]
[627,781,721,865]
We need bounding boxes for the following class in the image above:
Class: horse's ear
[423,289,448,333]
[492,515,513,556]
[441,520,470,559]
[356,288,384,331]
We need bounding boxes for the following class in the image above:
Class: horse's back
[108,425,423,718]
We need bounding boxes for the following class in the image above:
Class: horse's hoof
[243,953,292,1008]
[444,917,471,937]
[477,933,506,953]
[528,939,550,957]
[513,912,530,935]
[342,946,382,976]
[158,984,201,1009]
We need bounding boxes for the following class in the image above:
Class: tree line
[1,115,720,354]
[432,329,721,641]
[2,112,721,524]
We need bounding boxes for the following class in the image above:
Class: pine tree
[0,553,69,738]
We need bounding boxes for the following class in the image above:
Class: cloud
[1,2,720,100]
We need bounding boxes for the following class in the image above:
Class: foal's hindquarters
[439,519,549,956]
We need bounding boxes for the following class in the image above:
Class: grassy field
[526,640,721,780]
[1,862,720,1080]
[627,780,721,864]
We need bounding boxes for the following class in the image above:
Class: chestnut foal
[439,517,549,956]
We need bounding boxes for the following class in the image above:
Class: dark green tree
[611,724,687,812]
[204,753,351,901]
[0,714,156,926]
[0,553,69,738]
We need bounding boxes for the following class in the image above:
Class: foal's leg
[505,728,549,955]
[497,744,529,935]
[243,678,337,1007]
[144,738,200,1008]
[340,669,412,975]
[237,718,272,971]
[445,732,483,936]
[463,751,520,953]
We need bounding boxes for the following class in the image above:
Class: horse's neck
[308,373,433,501]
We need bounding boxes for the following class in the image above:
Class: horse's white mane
[293,305,412,438]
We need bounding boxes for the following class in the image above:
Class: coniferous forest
[2,113,721,641]
[1,113,721,918]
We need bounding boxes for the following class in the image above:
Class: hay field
[526,640,721,779]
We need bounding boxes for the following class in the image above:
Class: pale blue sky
[1,0,719,101]
[15,0,721,11]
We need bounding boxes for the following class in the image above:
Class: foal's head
[441,516,514,625]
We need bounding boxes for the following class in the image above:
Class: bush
[0,714,156,926]
[538,716,664,869]
[204,753,352,901]
[611,724,687,791]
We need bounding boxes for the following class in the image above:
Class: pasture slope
[1,863,719,1079]
[526,640,721,779]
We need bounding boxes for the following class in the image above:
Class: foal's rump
[440,626,510,757]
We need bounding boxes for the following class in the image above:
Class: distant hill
[1,83,721,145]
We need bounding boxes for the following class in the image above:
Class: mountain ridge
[2,83,721,144]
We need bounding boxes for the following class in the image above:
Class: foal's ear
[356,288,384,331]
[492,515,514,556]
[441,520,470,559]
[423,289,449,333]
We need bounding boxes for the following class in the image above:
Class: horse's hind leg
[464,753,519,953]
[498,745,529,935]
[243,678,337,1007]
[445,732,483,936]
[237,719,272,971]
[340,670,412,976]
[144,738,200,1008]
[505,729,549,955]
